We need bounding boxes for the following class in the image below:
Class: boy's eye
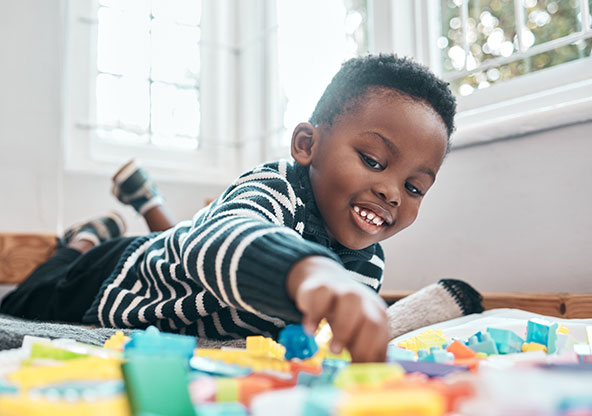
[359,153,383,170]
[405,182,425,196]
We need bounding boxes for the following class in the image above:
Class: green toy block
[122,354,195,416]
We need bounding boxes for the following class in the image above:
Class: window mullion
[460,0,469,70]
[581,0,591,32]
[514,0,526,53]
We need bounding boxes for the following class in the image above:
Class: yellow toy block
[397,329,447,352]
[586,326,592,346]
[522,342,548,353]
[338,387,445,416]
[0,394,131,416]
[104,331,130,351]
[313,321,352,362]
[556,324,570,335]
[246,336,286,359]
[333,363,404,390]
[196,349,290,373]
[7,357,123,390]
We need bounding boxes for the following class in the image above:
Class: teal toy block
[487,328,524,354]
[196,402,247,416]
[278,324,318,360]
[526,318,558,354]
[302,386,342,416]
[418,346,454,363]
[124,325,196,361]
[468,333,499,355]
[387,346,416,362]
[122,354,195,416]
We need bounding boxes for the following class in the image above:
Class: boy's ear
[291,122,318,166]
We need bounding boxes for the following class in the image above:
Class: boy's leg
[112,160,176,232]
[0,213,127,321]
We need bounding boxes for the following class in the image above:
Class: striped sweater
[83,160,384,339]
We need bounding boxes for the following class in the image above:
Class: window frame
[63,0,243,185]
[372,0,592,148]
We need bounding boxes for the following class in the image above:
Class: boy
[1,54,458,362]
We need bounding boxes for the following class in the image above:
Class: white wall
[1,1,590,293]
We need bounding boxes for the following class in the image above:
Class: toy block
[237,375,275,407]
[554,332,576,355]
[196,402,247,416]
[189,356,251,377]
[333,363,405,389]
[526,318,558,354]
[278,324,318,360]
[468,333,499,355]
[586,326,592,345]
[397,338,418,352]
[415,329,447,350]
[573,343,592,363]
[521,342,547,353]
[557,324,570,335]
[387,345,416,362]
[396,360,470,378]
[30,343,89,361]
[337,387,445,416]
[215,377,239,402]
[302,386,342,416]
[103,331,130,351]
[122,354,194,416]
[246,336,286,359]
[0,394,131,416]
[417,347,454,363]
[446,340,477,360]
[124,325,196,361]
[189,376,218,403]
[196,349,291,373]
[486,328,524,354]
[8,357,122,390]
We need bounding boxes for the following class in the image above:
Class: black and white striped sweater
[83,160,384,339]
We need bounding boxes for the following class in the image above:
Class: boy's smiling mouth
[351,204,392,234]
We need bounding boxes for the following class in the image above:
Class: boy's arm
[286,256,389,362]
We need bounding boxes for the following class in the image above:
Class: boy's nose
[376,184,401,207]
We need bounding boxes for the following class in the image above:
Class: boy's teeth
[353,205,385,226]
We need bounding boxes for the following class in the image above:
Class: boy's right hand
[286,256,389,362]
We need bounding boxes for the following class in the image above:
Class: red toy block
[446,340,477,359]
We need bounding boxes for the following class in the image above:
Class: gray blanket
[0,314,245,350]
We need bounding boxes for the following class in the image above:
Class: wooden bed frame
[2,233,591,319]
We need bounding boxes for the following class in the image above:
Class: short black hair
[309,54,456,142]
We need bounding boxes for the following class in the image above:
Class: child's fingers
[297,286,335,335]
[326,293,364,353]
[349,310,389,362]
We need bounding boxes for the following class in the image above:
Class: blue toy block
[196,402,247,416]
[189,356,251,377]
[387,346,416,362]
[468,333,499,355]
[278,324,318,360]
[486,328,524,354]
[526,318,558,354]
[417,347,454,363]
[302,386,342,416]
[124,325,196,361]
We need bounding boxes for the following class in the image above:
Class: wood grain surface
[0,233,56,284]
[380,290,592,319]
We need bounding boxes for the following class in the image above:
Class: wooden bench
[1,233,591,319]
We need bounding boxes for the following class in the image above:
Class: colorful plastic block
[122,354,194,416]
[279,324,319,360]
[397,330,447,352]
[333,363,404,389]
[103,331,130,351]
[246,336,286,359]
[0,394,131,416]
[189,356,251,377]
[196,349,291,373]
[486,328,524,354]
[446,340,477,359]
[526,318,558,354]
[387,346,416,362]
[468,333,499,355]
[124,325,196,361]
[396,361,470,378]
[417,347,454,363]
[337,388,445,416]
[196,402,248,416]
[30,343,89,361]
[521,342,548,353]
[302,386,342,416]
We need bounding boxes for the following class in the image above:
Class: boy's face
[303,92,448,250]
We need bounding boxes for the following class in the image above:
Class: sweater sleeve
[180,167,341,323]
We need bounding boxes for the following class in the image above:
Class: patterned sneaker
[112,160,163,215]
[62,211,127,248]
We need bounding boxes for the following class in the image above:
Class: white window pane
[524,0,581,47]
[277,0,367,144]
[99,0,150,14]
[151,83,200,145]
[96,73,150,134]
[151,0,202,26]
[151,20,200,86]
[97,7,150,77]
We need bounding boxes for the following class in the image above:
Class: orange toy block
[446,340,477,359]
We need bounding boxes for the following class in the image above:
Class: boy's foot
[112,160,163,215]
[62,211,127,248]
